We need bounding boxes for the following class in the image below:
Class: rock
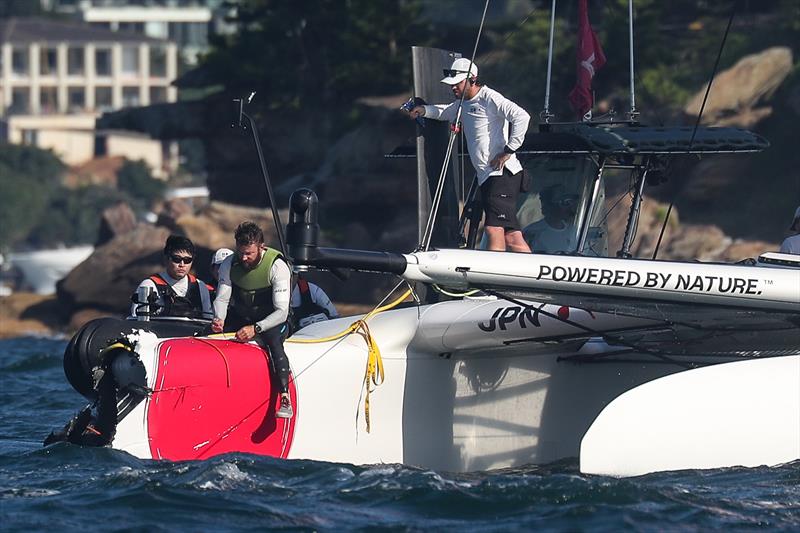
[0,293,64,338]
[57,224,171,315]
[156,198,193,231]
[661,224,730,261]
[718,239,780,262]
[606,196,679,258]
[684,47,793,127]
[96,202,137,246]
[175,201,288,253]
[67,308,110,332]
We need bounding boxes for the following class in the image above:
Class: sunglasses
[443,69,469,77]
[556,198,577,208]
[169,254,194,265]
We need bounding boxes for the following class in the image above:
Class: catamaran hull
[580,355,800,477]
[70,297,797,475]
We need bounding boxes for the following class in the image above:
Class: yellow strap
[286,288,412,345]
[205,287,411,433]
[352,319,384,433]
[287,287,411,433]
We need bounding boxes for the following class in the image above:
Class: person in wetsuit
[130,235,213,319]
[211,221,294,419]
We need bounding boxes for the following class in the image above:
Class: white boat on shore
[7,245,94,295]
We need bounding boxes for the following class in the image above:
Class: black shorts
[480,168,524,231]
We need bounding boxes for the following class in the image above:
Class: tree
[116,159,166,211]
[203,0,430,109]
[0,143,64,250]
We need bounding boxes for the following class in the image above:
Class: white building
[46,0,235,65]
[0,17,178,176]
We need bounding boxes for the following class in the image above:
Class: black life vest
[148,273,208,319]
[293,277,332,326]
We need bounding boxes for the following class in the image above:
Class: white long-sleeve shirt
[130,271,213,319]
[213,252,291,332]
[290,282,338,318]
[780,234,800,254]
[423,85,530,185]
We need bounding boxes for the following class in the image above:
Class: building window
[122,87,140,107]
[40,87,59,114]
[169,22,209,48]
[95,48,112,76]
[11,47,29,76]
[121,46,139,76]
[94,135,107,157]
[149,86,168,104]
[95,86,112,111]
[67,46,84,75]
[40,47,58,76]
[119,22,145,34]
[9,88,30,114]
[22,129,38,146]
[68,86,85,112]
[149,46,167,77]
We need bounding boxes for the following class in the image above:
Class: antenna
[231,92,288,256]
[541,0,557,123]
[627,0,639,122]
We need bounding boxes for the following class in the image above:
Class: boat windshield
[515,155,608,257]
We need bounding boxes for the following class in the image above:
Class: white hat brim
[440,73,468,85]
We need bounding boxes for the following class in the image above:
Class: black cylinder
[287,188,320,263]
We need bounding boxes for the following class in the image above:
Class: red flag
[568,0,606,120]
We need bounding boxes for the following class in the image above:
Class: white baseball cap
[211,248,234,266]
[441,57,478,85]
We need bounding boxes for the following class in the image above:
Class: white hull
[581,355,800,477]
[109,294,799,474]
[282,299,779,471]
[8,245,94,295]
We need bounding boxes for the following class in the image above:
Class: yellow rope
[204,287,412,433]
[287,287,412,432]
[286,288,411,345]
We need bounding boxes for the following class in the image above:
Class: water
[2,336,798,531]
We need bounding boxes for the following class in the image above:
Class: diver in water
[130,235,213,319]
[211,222,294,419]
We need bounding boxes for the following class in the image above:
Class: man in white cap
[406,57,532,253]
[210,248,234,288]
[779,206,800,255]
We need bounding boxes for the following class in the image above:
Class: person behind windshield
[212,221,294,419]
[406,57,532,253]
[130,235,213,319]
[779,206,800,255]
[523,184,579,254]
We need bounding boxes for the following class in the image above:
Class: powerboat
[49,120,799,477]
